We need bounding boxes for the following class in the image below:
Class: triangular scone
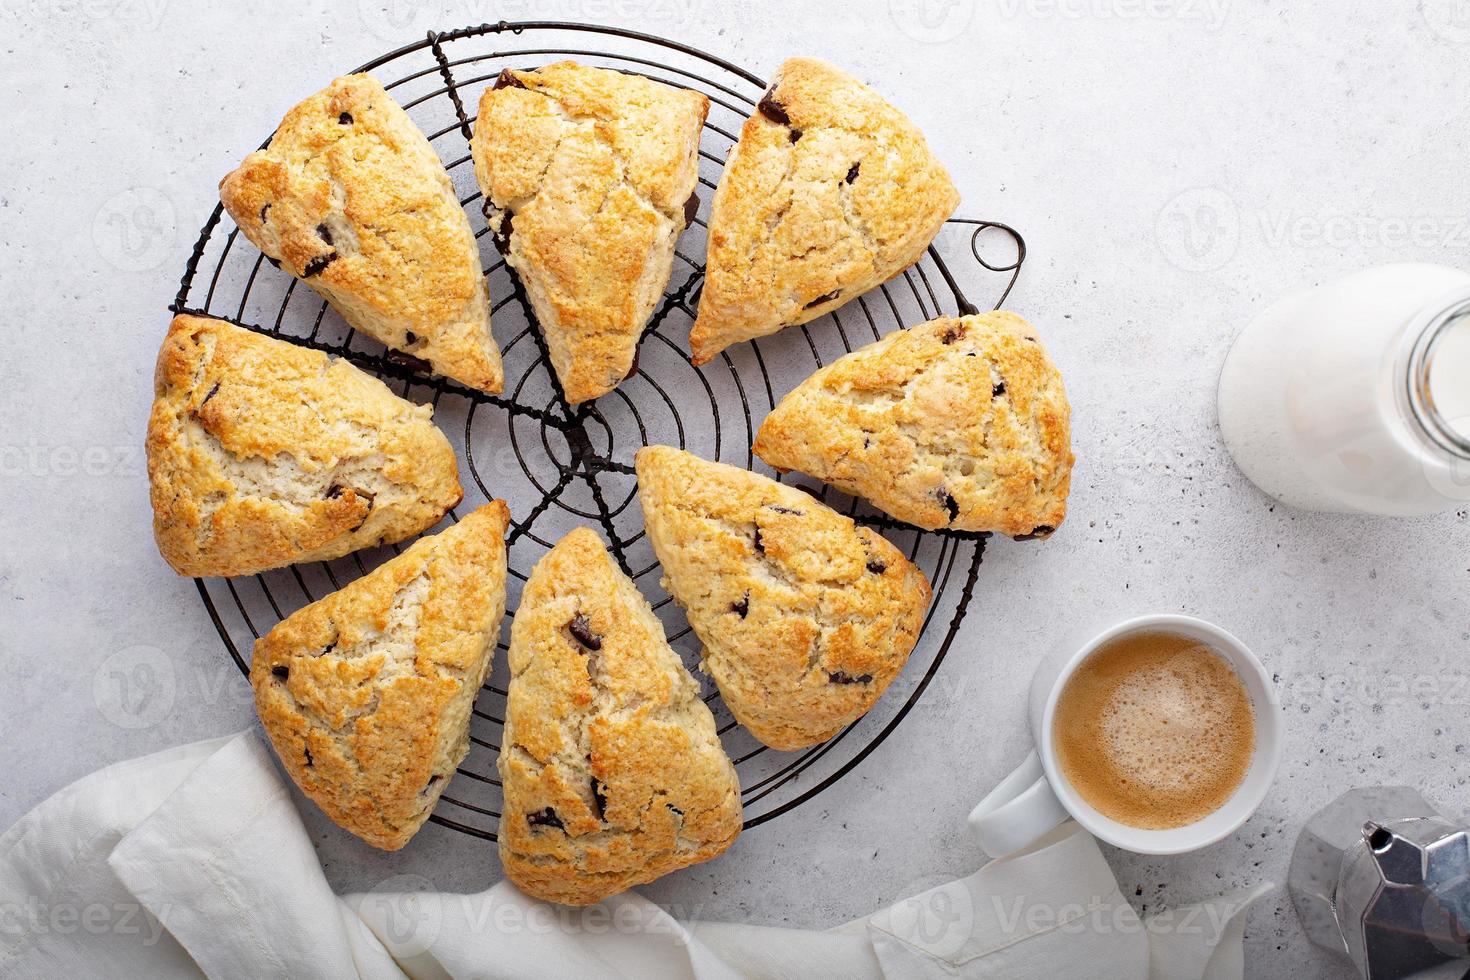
[689,58,959,365]
[754,312,1073,538]
[498,528,741,905]
[220,74,503,393]
[147,315,463,578]
[635,446,931,751]
[251,502,509,851]
[471,62,709,403]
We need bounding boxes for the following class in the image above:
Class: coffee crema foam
[1052,631,1255,830]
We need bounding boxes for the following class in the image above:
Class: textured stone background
[2,1,1468,976]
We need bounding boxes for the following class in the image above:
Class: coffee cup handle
[968,749,1072,858]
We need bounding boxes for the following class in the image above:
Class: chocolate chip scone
[220,74,503,393]
[147,314,462,578]
[635,446,931,751]
[471,62,708,403]
[251,502,509,851]
[498,527,741,905]
[753,312,1073,538]
[689,57,959,365]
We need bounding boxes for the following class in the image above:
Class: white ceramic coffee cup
[969,614,1281,856]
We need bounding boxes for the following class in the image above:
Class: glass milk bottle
[1217,263,1470,515]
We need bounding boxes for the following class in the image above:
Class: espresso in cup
[1051,630,1255,830]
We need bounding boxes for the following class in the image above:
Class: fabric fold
[0,730,1271,979]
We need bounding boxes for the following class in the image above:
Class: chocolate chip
[316,223,333,246]
[492,211,513,255]
[527,807,564,829]
[757,88,790,125]
[752,525,764,555]
[404,331,417,346]
[337,111,353,125]
[623,347,640,380]
[494,68,527,90]
[567,614,602,652]
[348,491,376,532]
[938,489,960,523]
[829,671,874,685]
[303,252,338,277]
[325,484,344,499]
[940,325,964,345]
[788,128,802,143]
[591,779,608,821]
[992,381,1006,397]
[200,382,221,407]
[682,191,699,229]
[258,203,271,223]
[303,745,314,767]
[1014,525,1056,541]
[387,350,433,374]
[424,774,441,793]
[666,803,684,817]
[804,290,841,310]
[271,665,289,679]
[766,504,803,515]
[730,593,749,618]
[322,642,335,655]
[845,162,860,183]
[866,559,887,574]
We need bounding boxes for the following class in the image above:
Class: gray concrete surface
[2,2,1468,976]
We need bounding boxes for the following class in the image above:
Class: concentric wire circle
[170,21,1027,840]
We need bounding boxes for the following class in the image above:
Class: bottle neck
[1401,287,1470,462]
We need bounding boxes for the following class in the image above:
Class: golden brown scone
[689,58,959,365]
[147,314,462,578]
[753,312,1073,538]
[471,62,708,403]
[498,528,741,905]
[251,502,510,851]
[220,74,503,393]
[635,446,931,750]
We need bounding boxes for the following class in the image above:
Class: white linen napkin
[0,731,1272,979]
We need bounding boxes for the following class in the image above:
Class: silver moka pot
[1289,787,1470,979]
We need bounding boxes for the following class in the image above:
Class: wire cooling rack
[169,21,1028,841]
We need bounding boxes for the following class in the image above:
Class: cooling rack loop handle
[931,217,1028,315]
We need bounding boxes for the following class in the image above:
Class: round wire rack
[170,21,1028,841]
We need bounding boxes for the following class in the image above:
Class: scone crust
[753,312,1073,537]
[472,62,709,403]
[635,446,932,750]
[498,528,741,905]
[690,57,959,364]
[251,502,510,851]
[220,74,503,393]
[147,314,463,577]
